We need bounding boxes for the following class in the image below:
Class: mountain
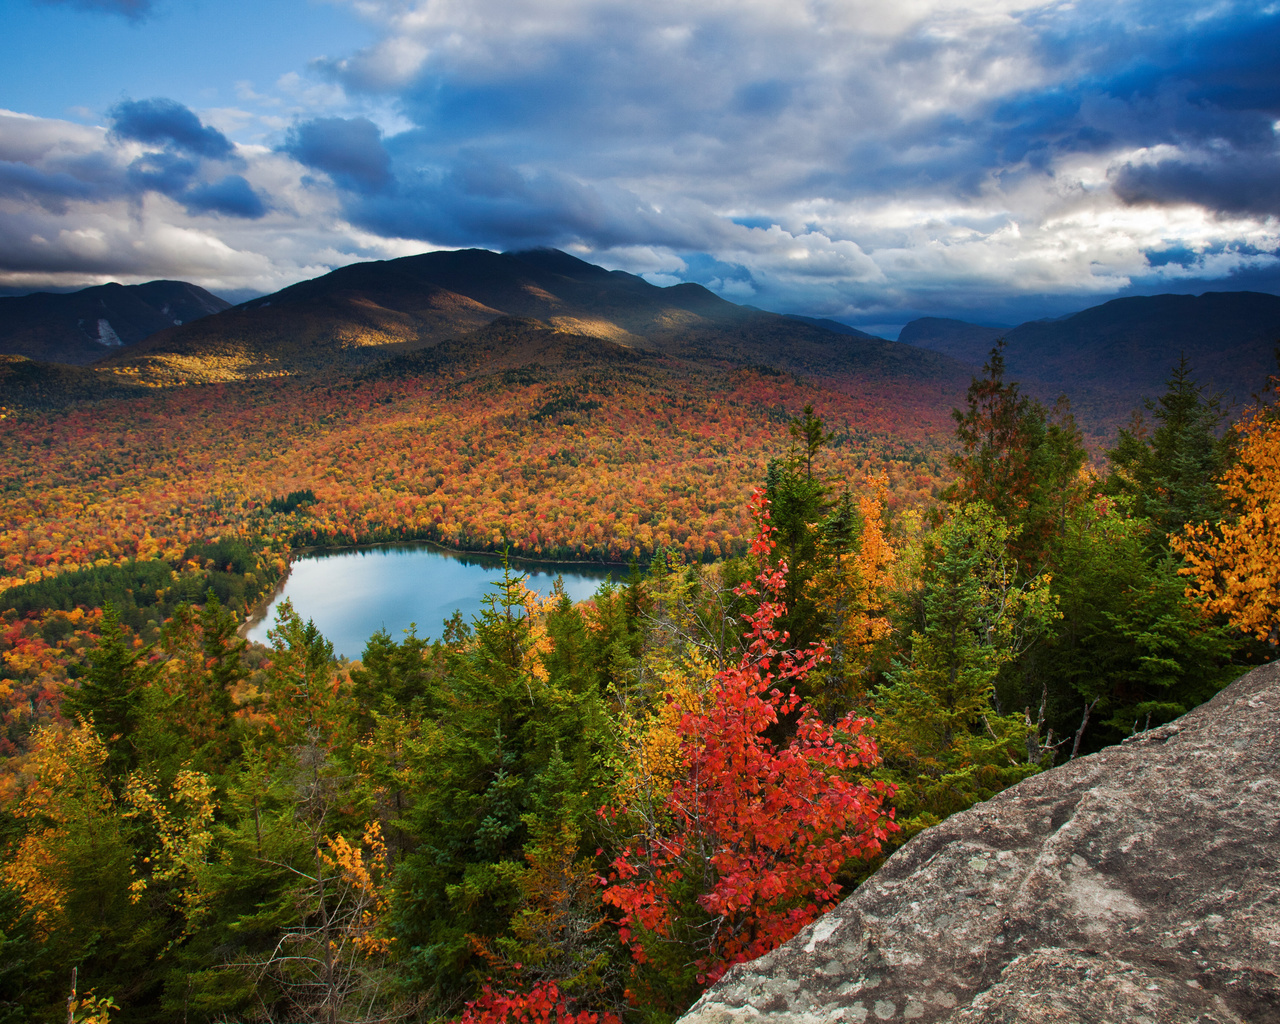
[783,314,885,341]
[91,248,961,387]
[899,293,1280,426]
[897,317,1006,360]
[0,280,231,365]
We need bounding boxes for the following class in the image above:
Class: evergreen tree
[949,342,1087,568]
[763,405,833,650]
[1105,355,1233,546]
[872,504,1058,846]
[390,562,615,1010]
[61,605,153,786]
[1001,497,1239,754]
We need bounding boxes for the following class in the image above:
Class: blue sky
[2,0,1278,332]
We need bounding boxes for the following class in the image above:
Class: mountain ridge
[899,292,1280,425]
[0,280,231,365]
[87,247,959,389]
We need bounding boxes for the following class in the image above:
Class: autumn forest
[1,254,1278,1024]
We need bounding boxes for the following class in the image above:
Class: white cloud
[3,0,1278,317]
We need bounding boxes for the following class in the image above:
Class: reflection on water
[246,544,618,659]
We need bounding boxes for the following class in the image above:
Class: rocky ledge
[679,661,1280,1024]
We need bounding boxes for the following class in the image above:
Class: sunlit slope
[91,248,962,387]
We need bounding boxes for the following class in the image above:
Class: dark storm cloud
[1113,155,1280,217]
[124,150,199,197]
[110,98,234,159]
[0,159,121,212]
[344,155,704,251]
[0,99,269,228]
[283,117,392,192]
[104,98,271,219]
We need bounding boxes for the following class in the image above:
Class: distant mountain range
[0,281,230,365]
[84,247,959,387]
[898,293,1280,425]
[2,253,1278,436]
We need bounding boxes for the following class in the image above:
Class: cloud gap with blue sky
[1,0,1277,328]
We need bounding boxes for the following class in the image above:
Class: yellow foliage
[123,768,218,934]
[613,652,717,813]
[1174,392,1280,644]
[320,821,394,956]
[2,722,115,930]
[811,477,900,710]
[69,990,118,1024]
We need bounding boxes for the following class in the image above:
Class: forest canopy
[0,349,1274,1024]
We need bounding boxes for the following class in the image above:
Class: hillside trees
[2,348,1272,1024]
[871,503,1056,845]
[1174,378,1280,646]
[941,350,1243,754]
[602,492,895,1012]
[1010,497,1238,746]
[1105,356,1233,544]
[947,342,1087,568]
[60,605,153,785]
[385,564,618,1010]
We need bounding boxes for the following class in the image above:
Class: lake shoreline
[238,538,630,647]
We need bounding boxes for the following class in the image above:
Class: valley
[0,248,1276,1024]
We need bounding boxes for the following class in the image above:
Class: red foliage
[455,980,621,1024]
[603,490,897,986]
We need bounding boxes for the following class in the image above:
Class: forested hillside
[1,328,1276,1022]
[898,291,1280,431]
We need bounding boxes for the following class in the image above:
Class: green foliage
[0,541,279,632]
[0,881,49,1024]
[60,605,154,786]
[763,405,833,650]
[948,342,1087,568]
[1000,497,1240,753]
[265,489,317,515]
[872,504,1058,845]
[1105,356,1234,546]
[385,562,618,1008]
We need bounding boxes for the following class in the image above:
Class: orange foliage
[1174,388,1280,644]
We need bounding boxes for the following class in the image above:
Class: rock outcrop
[679,661,1280,1024]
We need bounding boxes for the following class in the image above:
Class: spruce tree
[1105,355,1233,546]
[62,604,152,785]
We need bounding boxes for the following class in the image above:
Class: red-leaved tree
[602,489,897,1010]
[456,980,622,1024]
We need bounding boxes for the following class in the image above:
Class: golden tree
[1174,388,1280,645]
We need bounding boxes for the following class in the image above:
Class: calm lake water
[245,544,620,659]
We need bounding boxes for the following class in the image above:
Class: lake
[245,544,621,659]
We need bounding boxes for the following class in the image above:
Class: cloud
[110,98,234,159]
[183,175,270,219]
[1112,153,1280,217]
[34,0,151,20]
[283,117,392,192]
[4,0,1280,322]
[309,0,1277,317]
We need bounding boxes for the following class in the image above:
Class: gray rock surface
[678,661,1280,1024]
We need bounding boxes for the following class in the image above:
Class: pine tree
[872,504,1058,845]
[949,342,1086,568]
[1106,355,1233,546]
[62,605,153,786]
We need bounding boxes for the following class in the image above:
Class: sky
[2,0,1278,334]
